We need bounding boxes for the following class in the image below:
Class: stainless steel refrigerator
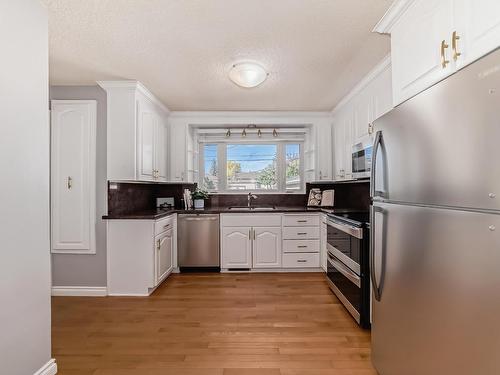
[370,48,500,375]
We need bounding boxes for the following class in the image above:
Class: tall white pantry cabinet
[50,100,96,254]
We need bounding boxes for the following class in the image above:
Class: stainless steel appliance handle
[326,219,363,239]
[370,205,383,301]
[327,251,361,287]
[370,130,383,199]
[182,217,218,221]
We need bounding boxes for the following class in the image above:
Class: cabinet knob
[489,193,496,199]
[489,225,496,232]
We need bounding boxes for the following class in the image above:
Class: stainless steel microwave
[352,136,373,179]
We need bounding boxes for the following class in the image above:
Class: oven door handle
[327,252,361,288]
[326,219,363,239]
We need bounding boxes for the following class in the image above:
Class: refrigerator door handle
[370,130,385,199]
[370,205,385,301]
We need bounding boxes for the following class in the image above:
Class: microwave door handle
[370,130,383,199]
[370,205,386,302]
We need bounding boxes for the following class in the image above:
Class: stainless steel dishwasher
[177,214,220,271]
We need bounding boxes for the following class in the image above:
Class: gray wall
[1,1,53,373]
[50,86,108,287]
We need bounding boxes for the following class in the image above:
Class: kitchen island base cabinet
[107,215,176,296]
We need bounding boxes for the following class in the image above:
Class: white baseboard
[34,359,57,375]
[51,286,107,297]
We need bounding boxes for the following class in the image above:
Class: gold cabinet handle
[452,31,461,61]
[441,40,450,68]
[67,176,72,189]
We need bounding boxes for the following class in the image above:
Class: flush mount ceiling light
[229,62,268,88]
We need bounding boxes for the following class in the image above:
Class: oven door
[326,219,362,275]
[327,251,362,323]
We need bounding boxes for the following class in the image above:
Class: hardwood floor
[52,273,376,375]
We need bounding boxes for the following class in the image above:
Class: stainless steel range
[326,211,370,328]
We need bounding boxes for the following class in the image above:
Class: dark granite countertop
[102,206,344,220]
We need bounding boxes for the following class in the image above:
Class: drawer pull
[297,220,307,223]
[297,245,308,248]
[297,232,307,235]
[297,259,307,263]
[163,224,171,228]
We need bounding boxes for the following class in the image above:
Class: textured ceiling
[42,0,392,111]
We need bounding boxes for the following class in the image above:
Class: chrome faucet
[247,192,258,208]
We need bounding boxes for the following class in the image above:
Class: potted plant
[192,188,209,209]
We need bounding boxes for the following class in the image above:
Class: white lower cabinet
[155,228,173,285]
[107,214,176,296]
[221,227,252,268]
[253,227,282,268]
[221,214,282,269]
[282,214,320,269]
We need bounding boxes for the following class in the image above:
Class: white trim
[332,54,391,113]
[372,0,417,34]
[34,359,57,375]
[97,80,170,114]
[51,286,107,297]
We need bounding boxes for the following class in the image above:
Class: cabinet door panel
[456,0,500,69]
[221,227,252,268]
[391,0,455,104]
[156,229,173,285]
[51,100,96,254]
[137,101,155,180]
[253,227,282,268]
[155,117,168,181]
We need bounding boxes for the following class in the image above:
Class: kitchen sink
[228,206,276,211]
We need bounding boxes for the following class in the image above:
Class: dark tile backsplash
[107,182,196,215]
[306,180,370,211]
[207,194,307,208]
[107,180,370,214]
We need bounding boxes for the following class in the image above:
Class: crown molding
[332,54,391,113]
[97,80,170,115]
[169,111,332,119]
[373,0,417,34]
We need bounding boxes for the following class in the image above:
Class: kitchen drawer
[221,214,282,227]
[283,253,320,268]
[283,239,319,253]
[155,215,174,235]
[283,226,319,240]
[283,214,319,227]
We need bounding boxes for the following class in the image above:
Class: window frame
[199,141,305,194]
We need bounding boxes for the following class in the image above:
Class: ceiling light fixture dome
[229,62,268,88]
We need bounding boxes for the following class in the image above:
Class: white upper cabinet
[316,121,333,180]
[390,0,455,105]
[332,56,392,180]
[51,100,96,254]
[375,0,500,105]
[98,81,170,181]
[454,0,500,68]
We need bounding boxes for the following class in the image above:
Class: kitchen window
[199,142,304,193]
